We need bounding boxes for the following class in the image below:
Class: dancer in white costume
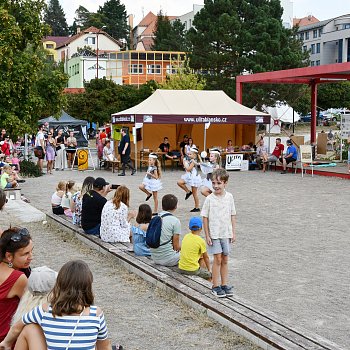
[200,149,221,197]
[177,147,202,212]
[139,153,162,214]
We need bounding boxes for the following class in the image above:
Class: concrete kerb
[46,213,345,350]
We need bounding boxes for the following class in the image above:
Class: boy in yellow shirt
[178,217,211,279]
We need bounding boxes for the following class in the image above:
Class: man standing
[118,127,135,176]
[179,135,189,161]
[281,140,298,174]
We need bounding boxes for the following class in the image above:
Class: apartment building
[66,50,186,88]
[297,14,350,66]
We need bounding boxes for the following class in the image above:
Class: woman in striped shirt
[0,260,111,350]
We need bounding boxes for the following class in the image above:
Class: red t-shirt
[1,142,10,156]
[272,143,284,158]
[99,132,107,140]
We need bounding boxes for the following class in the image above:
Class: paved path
[13,165,350,348]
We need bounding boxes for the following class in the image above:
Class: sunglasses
[10,228,30,242]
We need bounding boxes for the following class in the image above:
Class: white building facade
[297,14,350,66]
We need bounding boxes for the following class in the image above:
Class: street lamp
[96,26,106,79]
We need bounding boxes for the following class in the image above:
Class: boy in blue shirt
[281,140,298,174]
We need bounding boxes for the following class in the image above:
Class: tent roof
[39,111,87,126]
[111,90,270,125]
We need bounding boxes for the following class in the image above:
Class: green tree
[187,0,308,107]
[152,13,188,51]
[65,79,153,125]
[74,5,91,28]
[44,0,69,36]
[98,0,129,42]
[158,69,206,90]
[0,0,68,136]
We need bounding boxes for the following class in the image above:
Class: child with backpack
[139,153,162,214]
[178,217,211,279]
[201,168,236,298]
[149,194,181,266]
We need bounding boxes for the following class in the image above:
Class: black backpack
[145,213,173,248]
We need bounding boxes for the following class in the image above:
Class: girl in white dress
[201,149,221,197]
[100,185,136,242]
[139,153,162,214]
[177,146,202,212]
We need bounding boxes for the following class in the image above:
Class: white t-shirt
[35,131,45,147]
[201,191,236,239]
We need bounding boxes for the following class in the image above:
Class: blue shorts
[207,238,231,256]
[5,183,12,189]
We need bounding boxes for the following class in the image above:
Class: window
[305,31,309,40]
[316,60,320,66]
[310,61,315,66]
[316,43,320,53]
[86,37,96,45]
[166,65,177,74]
[46,43,54,49]
[344,24,350,29]
[303,45,307,52]
[300,32,304,40]
[313,30,317,38]
[47,54,54,61]
[147,64,161,74]
[189,19,192,28]
[311,44,315,54]
[109,53,116,59]
[128,64,143,74]
[318,28,322,36]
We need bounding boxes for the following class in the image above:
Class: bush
[20,160,42,177]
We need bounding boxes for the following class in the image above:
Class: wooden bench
[46,213,345,350]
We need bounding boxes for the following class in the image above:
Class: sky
[60,0,350,25]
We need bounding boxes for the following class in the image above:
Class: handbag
[34,147,43,158]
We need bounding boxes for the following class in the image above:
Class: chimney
[128,15,134,48]
[77,27,81,34]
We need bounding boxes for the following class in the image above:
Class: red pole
[236,80,242,103]
[310,80,317,144]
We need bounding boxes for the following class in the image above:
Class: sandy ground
[4,160,350,348]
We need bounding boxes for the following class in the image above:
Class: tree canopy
[0,0,68,136]
[44,0,69,36]
[65,79,153,125]
[73,0,129,43]
[187,0,308,107]
[152,12,188,51]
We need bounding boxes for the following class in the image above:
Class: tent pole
[203,124,207,151]
[134,122,137,171]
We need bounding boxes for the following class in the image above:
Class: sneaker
[131,169,136,175]
[280,170,287,174]
[190,208,200,212]
[185,191,192,200]
[211,286,226,298]
[118,173,126,176]
[221,285,234,297]
[145,194,152,201]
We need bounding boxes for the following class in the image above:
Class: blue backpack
[145,213,173,248]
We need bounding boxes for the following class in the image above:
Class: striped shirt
[22,305,108,350]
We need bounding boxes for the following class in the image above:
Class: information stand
[71,147,96,171]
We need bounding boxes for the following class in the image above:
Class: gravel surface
[8,164,350,348]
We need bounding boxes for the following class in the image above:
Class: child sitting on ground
[178,217,211,279]
[51,180,66,215]
[10,152,20,172]
[131,204,152,256]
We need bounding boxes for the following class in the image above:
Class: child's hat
[28,266,57,295]
[209,148,221,155]
[189,216,202,230]
[149,153,158,159]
